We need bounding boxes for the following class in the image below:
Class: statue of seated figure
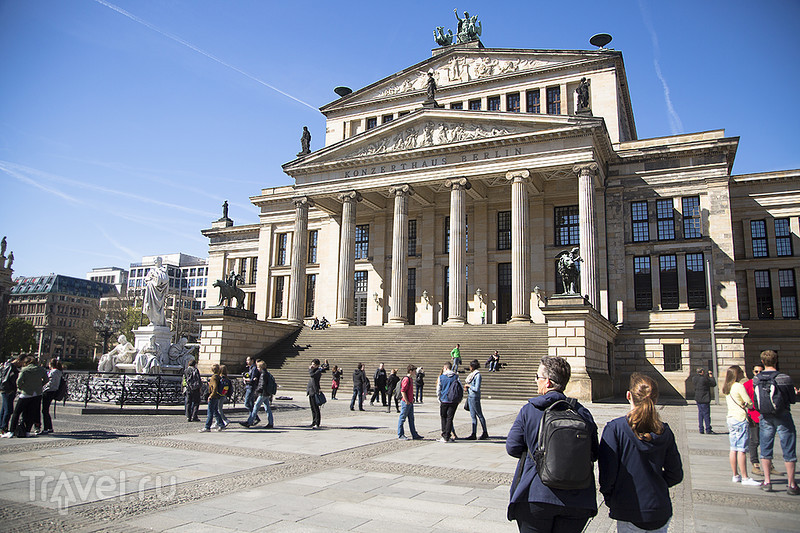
[166,337,196,369]
[97,334,137,373]
[134,337,162,374]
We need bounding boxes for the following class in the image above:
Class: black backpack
[265,371,277,396]
[532,399,594,490]
[219,376,233,398]
[753,373,788,415]
[54,373,68,402]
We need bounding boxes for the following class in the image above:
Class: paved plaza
[0,394,798,532]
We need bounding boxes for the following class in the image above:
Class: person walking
[415,366,425,403]
[506,355,598,532]
[40,358,63,435]
[436,362,461,443]
[184,359,201,422]
[450,344,462,374]
[243,356,260,424]
[199,364,226,432]
[692,367,716,434]
[3,356,47,438]
[307,358,329,428]
[241,360,274,429]
[215,365,231,427]
[386,369,401,413]
[397,365,423,440]
[722,365,761,486]
[465,359,489,440]
[598,373,683,532]
[350,363,369,411]
[331,365,343,399]
[0,358,21,434]
[371,363,388,406]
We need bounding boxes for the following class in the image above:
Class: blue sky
[1,0,798,279]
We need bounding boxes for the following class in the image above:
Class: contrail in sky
[637,0,683,135]
[92,0,318,111]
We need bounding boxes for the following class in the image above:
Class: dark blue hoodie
[598,416,683,526]
[506,391,599,517]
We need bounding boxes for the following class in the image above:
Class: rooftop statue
[6,251,13,269]
[0,236,6,256]
[222,200,229,219]
[426,71,437,102]
[142,256,168,327]
[298,126,311,156]
[576,77,591,111]
[454,9,481,44]
[434,26,453,47]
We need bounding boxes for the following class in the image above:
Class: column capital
[337,190,362,203]
[572,162,599,177]
[445,177,471,190]
[389,184,415,197]
[505,169,531,183]
[292,196,314,209]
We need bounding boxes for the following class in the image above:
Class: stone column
[287,197,312,326]
[574,163,599,308]
[388,185,414,325]
[507,170,531,323]
[335,191,361,326]
[446,178,470,325]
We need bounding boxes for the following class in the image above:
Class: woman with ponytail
[722,365,761,486]
[599,373,683,533]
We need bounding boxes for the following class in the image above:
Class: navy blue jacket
[598,416,683,525]
[506,392,598,515]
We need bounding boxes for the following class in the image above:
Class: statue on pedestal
[213,275,245,309]
[454,10,481,44]
[166,337,196,368]
[576,77,591,111]
[142,257,168,326]
[434,27,453,46]
[298,126,311,156]
[0,236,6,257]
[134,337,162,374]
[222,200,229,220]
[557,247,582,294]
[97,334,137,373]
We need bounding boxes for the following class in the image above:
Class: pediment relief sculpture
[344,121,518,159]
[376,57,550,98]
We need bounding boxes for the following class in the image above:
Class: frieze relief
[377,57,549,98]
[344,121,519,159]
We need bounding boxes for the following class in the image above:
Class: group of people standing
[1,356,63,438]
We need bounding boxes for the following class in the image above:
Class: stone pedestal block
[133,325,173,362]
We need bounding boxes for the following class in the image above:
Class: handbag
[314,391,327,405]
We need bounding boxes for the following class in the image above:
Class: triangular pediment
[321,48,614,111]
[284,108,603,172]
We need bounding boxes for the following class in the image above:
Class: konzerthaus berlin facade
[203,39,800,397]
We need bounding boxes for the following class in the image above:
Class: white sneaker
[437,437,449,443]
[1,432,13,438]
[398,435,409,440]
[198,428,210,432]
[741,477,761,486]
[215,425,225,431]
[732,475,742,483]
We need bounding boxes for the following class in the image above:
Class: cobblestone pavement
[0,395,798,532]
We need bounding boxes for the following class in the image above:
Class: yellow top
[725,380,751,422]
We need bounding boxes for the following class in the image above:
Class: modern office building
[86,266,129,295]
[202,36,799,396]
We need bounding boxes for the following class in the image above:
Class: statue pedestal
[133,325,173,363]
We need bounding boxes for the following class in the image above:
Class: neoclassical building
[203,39,799,396]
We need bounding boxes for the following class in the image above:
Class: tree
[2,317,36,360]
[121,305,148,340]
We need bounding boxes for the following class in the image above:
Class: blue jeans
[244,386,255,412]
[468,394,487,436]
[205,397,225,429]
[697,403,711,433]
[397,400,420,438]
[452,359,459,373]
[350,388,364,410]
[1,391,15,431]
[247,395,273,426]
[760,410,797,462]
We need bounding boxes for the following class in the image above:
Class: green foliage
[121,305,148,340]
[2,317,37,359]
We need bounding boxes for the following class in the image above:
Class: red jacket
[743,379,759,424]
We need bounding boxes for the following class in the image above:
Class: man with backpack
[243,356,260,424]
[753,350,799,495]
[184,359,201,422]
[436,361,462,443]
[397,365,423,440]
[506,355,598,532]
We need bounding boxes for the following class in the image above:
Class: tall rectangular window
[686,253,707,309]
[497,210,512,250]
[546,86,561,114]
[407,268,416,325]
[273,276,284,317]
[554,206,579,246]
[408,219,417,256]
[469,99,481,111]
[308,230,318,264]
[354,270,368,293]
[634,256,653,310]
[488,96,501,111]
[526,89,541,113]
[751,220,768,257]
[366,117,377,130]
[451,102,463,110]
[775,218,793,256]
[355,224,369,260]
[239,258,247,277]
[444,216,450,253]
[664,345,682,372]
[779,269,797,318]
[755,270,773,318]
[249,258,258,285]
[305,274,316,317]
[507,93,520,112]
[631,201,650,242]
[659,255,679,309]
[682,196,702,238]
[656,199,675,240]
[276,233,287,265]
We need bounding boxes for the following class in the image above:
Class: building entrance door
[497,262,511,324]
[354,271,367,326]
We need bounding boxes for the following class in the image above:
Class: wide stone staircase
[259,324,548,401]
